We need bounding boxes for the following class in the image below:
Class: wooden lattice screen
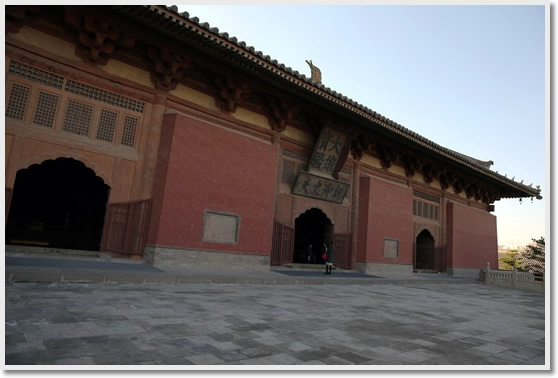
[271,220,295,266]
[333,233,352,269]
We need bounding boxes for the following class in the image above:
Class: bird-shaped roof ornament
[305,60,322,84]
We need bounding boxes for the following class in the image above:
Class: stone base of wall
[447,267,481,279]
[6,244,101,257]
[356,262,413,275]
[144,245,271,271]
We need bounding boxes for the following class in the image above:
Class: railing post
[512,266,518,288]
[480,261,490,283]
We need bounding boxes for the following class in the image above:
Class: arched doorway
[6,158,110,251]
[415,229,435,271]
[293,208,333,264]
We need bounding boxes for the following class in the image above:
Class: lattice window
[121,115,138,147]
[282,160,296,185]
[413,190,440,203]
[65,80,145,113]
[282,149,308,163]
[413,198,439,221]
[63,99,93,136]
[8,61,64,89]
[423,202,430,219]
[414,199,420,217]
[33,90,59,128]
[6,82,30,120]
[7,61,143,150]
[96,109,118,142]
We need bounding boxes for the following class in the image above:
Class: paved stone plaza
[5,281,546,367]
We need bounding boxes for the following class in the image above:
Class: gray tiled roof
[115,5,542,199]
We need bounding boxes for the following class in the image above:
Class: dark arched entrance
[415,229,435,271]
[6,158,110,251]
[293,208,333,264]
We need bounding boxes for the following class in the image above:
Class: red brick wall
[148,113,277,256]
[358,176,414,264]
[446,201,498,270]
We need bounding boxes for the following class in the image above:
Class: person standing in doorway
[323,243,334,274]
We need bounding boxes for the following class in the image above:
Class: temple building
[5,5,542,278]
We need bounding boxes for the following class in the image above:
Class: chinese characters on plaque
[292,171,349,204]
[308,128,348,177]
[292,127,350,204]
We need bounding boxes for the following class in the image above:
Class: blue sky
[178,4,547,249]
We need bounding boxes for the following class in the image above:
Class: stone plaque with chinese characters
[292,171,349,204]
[308,127,349,177]
[291,126,350,204]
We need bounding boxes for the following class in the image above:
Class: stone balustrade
[479,262,544,292]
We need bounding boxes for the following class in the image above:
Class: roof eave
[110,5,541,200]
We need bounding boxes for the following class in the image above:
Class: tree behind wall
[519,237,545,276]
[499,249,521,270]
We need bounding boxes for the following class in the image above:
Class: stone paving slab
[4,281,547,368]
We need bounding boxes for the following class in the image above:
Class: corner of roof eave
[501,180,543,200]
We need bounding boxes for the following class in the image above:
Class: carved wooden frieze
[479,188,492,204]
[147,46,191,90]
[400,154,419,178]
[464,183,475,199]
[473,187,483,201]
[420,163,434,184]
[375,142,397,169]
[438,170,452,191]
[6,6,41,34]
[350,135,370,161]
[267,97,295,132]
[213,75,250,113]
[64,9,136,66]
[305,113,330,137]
[452,177,464,194]
[489,190,501,203]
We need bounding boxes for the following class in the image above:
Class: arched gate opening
[293,208,333,264]
[415,229,435,271]
[6,158,110,251]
